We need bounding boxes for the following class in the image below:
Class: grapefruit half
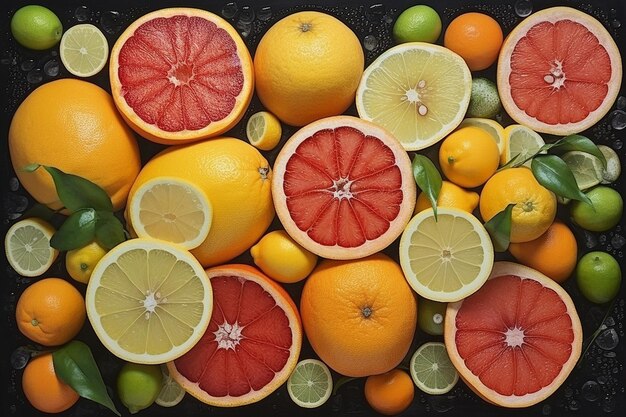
[271,116,416,259]
[444,261,583,408]
[109,8,253,144]
[497,7,622,135]
[168,264,302,407]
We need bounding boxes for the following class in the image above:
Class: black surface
[1,0,625,416]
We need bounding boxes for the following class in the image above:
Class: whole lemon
[66,241,108,284]
[250,230,318,283]
[414,180,479,214]
[570,186,623,232]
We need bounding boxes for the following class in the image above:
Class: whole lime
[417,297,446,335]
[570,186,623,232]
[393,5,442,44]
[467,77,501,118]
[576,251,622,304]
[11,5,63,50]
[117,363,163,414]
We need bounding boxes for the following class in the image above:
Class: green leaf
[531,155,593,204]
[43,166,113,213]
[50,209,97,251]
[95,211,126,250]
[484,204,515,252]
[332,376,358,396]
[412,154,442,219]
[52,341,120,416]
[549,134,607,167]
[22,163,41,173]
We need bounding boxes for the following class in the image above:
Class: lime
[598,145,621,184]
[287,359,333,408]
[561,150,604,190]
[65,241,107,284]
[250,230,318,283]
[576,251,622,304]
[393,5,442,44]
[467,77,501,119]
[4,217,58,277]
[155,365,185,407]
[246,111,282,151]
[59,24,109,77]
[417,297,447,335]
[117,363,163,414]
[502,124,545,167]
[11,5,63,50]
[570,186,623,232]
[410,342,458,394]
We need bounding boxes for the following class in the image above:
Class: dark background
[1,0,625,416]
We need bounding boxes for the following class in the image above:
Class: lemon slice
[155,364,185,407]
[598,145,621,184]
[399,207,494,302]
[129,177,212,250]
[410,342,458,395]
[561,150,604,190]
[60,23,108,77]
[458,117,505,155]
[246,111,282,151]
[85,238,212,364]
[501,124,545,167]
[356,42,471,151]
[287,359,333,409]
[4,218,58,277]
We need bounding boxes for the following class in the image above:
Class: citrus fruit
[22,352,79,413]
[109,8,253,144]
[509,220,578,283]
[458,117,505,154]
[561,150,604,190]
[168,264,302,407]
[479,167,557,243]
[254,11,364,127]
[128,176,213,250]
[467,77,501,118]
[364,369,414,416]
[85,238,212,364]
[250,230,318,284]
[128,137,274,267]
[417,297,447,336]
[497,7,622,135]
[16,277,86,346]
[356,42,471,150]
[501,124,545,167]
[246,111,282,151]
[570,185,623,232]
[8,79,141,212]
[287,359,333,409]
[393,5,442,43]
[300,253,417,377]
[59,23,108,77]
[11,5,62,50]
[438,126,500,188]
[117,362,163,414]
[155,365,185,407]
[415,180,479,214]
[598,144,622,184]
[576,251,622,304]
[410,342,459,395]
[4,217,58,277]
[66,241,108,284]
[272,116,415,260]
[399,207,494,302]
[443,12,503,71]
[445,261,583,407]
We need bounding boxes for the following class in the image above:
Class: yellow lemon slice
[246,111,282,151]
[4,218,58,277]
[60,23,108,77]
[501,124,545,167]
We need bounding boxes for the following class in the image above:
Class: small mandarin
[364,369,414,415]
[22,352,79,413]
[444,12,503,71]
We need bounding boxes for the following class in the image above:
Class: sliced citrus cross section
[287,359,333,408]
[410,342,459,395]
[59,23,108,77]
[561,150,604,190]
[5,218,58,277]
[155,365,185,407]
[501,124,545,167]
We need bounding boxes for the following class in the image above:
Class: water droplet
[236,21,252,38]
[10,346,31,370]
[75,5,91,22]
[257,6,272,21]
[100,11,123,35]
[222,2,238,19]
[568,399,580,411]
[611,19,621,29]
[602,396,616,412]
[8,177,19,192]
[598,375,608,385]
[383,14,394,24]
[605,316,616,327]
[542,404,552,415]
[582,381,601,401]
[596,328,619,350]
[5,193,29,213]
[1,55,16,66]
[564,386,574,398]
[610,234,625,250]
[610,110,626,130]
[367,4,386,21]
[584,230,598,248]
[43,59,60,77]
[20,59,36,72]
[617,96,626,109]
[614,139,623,150]
[429,395,455,412]
[26,68,43,84]
[604,351,617,358]
[238,6,255,24]
[514,0,533,17]
[363,35,378,51]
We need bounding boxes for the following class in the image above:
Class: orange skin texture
[22,353,79,413]
[364,369,415,415]
[444,12,503,71]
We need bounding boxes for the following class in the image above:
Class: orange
[8,78,140,212]
[480,167,557,243]
[364,369,414,416]
[509,220,578,283]
[444,12,503,71]
[415,180,479,214]
[254,11,364,126]
[300,253,417,377]
[15,278,86,346]
[438,126,500,188]
[22,352,79,413]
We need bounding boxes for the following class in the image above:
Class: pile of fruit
[2,2,624,415]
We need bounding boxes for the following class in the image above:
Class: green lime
[11,5,63,50]
[155,365,185,407]
[570,186,623,232]
[561,150,604,190]
[393,5,442,44]
[287,359,333,408]
[467,77,501,118]
[410,342,458,395]
[417,297,447,335]
[576,251,622,304]
[117,363,163,414]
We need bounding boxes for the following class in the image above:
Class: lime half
[287,359,333,408]
[155,364,185,407]
[410,342,458,395]
[561,150,604,190]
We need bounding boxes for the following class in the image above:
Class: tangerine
[364,369,414,415]
[22,352,79,413]
[444,12,503,71]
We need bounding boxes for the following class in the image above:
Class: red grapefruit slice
[109,8,254,144]
[168,264,302,407]
[444,261,583,408]
[497,7,622,135]
[271,116,416,260]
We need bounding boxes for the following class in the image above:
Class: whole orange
[16,278,86,346]
[300,253,417,377]
[444,12,503,71]
[254,11,364,126]
[22,352,79,413]
[509,220,578,283]
[364,369,414,415]
[9,79,141,211]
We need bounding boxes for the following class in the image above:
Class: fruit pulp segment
[9,225,50,269]
[455,275,575,396]
[94,248,207,355]
[509,20,612,125]
[118,15,244,131]
[283,126,404,248]
[173,275,293,397]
